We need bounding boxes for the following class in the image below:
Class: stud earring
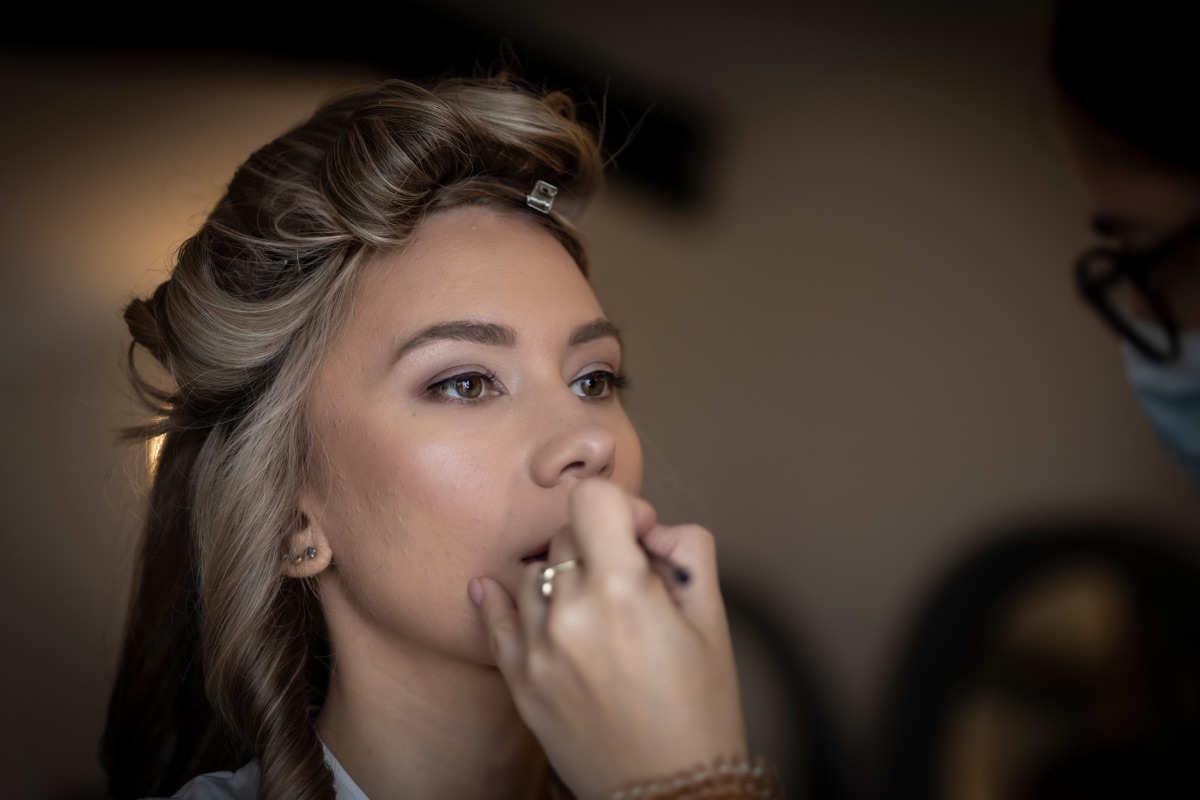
[291,546,318,564]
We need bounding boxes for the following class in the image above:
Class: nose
[529,398,618,488]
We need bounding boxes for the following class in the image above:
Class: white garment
[158,742,369,800]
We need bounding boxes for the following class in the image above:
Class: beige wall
[5,1,1200,796]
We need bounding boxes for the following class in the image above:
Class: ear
[282,509,333,579]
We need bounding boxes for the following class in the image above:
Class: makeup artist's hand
[470,478,749,800]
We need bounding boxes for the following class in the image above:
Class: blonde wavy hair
[101,72,604,800]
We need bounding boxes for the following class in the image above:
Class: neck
[315,631,549,800]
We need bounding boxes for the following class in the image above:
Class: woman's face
[1055,100,1200,328]
[301,206,643,666]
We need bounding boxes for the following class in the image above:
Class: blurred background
[5,1,1200,798]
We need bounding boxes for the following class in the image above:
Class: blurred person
[873,6,1200,798]
[1021,1,1200,793]
[100,72,783,800]
[1052,0,1200,486]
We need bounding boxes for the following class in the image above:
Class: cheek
[317,423,514,630]
[330,421,510,538]
[402,438,514,528]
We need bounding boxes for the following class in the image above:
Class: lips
[520,522,572,564]
[520,543,550,564]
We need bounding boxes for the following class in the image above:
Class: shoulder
[152,760,261,800]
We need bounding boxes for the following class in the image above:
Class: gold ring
[538,558,581,599]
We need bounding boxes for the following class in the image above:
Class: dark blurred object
[1050,0,1200,174]
[872,517,1200,800]
[0,2,715,213]
[721,579,851,800]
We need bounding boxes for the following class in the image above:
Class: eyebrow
[394,321,516,362]
[393,317,621,362]
[569,318,622,347]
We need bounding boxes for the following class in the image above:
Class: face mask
[1122,322,1200,487]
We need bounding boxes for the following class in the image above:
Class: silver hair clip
[526,180,558,214]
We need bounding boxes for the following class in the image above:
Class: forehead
[356,205,601,325]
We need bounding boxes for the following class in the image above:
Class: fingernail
[468,578,484,606]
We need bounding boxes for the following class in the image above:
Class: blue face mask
[1122,324,1200,487]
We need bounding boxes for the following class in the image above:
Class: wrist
[607,754,784,800]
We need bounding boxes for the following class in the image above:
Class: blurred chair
[870,517,1200,800]
[721,579,851,800]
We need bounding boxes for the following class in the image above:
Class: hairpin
[526,180,558,214]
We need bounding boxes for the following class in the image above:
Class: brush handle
[641,543,691,586]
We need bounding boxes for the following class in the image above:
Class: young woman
[100,73,782,800]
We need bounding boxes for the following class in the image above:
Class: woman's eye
[429,372,495,400]
[571,370,628,398]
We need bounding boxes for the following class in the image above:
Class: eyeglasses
[1074,214,1200,365]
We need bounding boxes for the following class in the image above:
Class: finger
[539,557,586,610]
[640,522,729,631]
[545,525,581,571]
[516,559,552,638]
[639,522,714,584]
[474,577,528,681]
[631,495,658,537]
[542,527,585,607]
[567,478,645,575]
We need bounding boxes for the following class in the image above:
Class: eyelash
[427,370,500,402]
[574,370,631,398]
[425,369,631,403]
